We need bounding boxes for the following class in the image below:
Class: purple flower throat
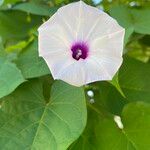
[71,42,89,61]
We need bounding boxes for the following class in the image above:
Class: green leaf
[119,56,150,102]
[0,10,42,42]
[13,2,58,16]
[110,6,150,35]
[69,102,132,150]
[97,81,127,115]
[122,102,150,150]
[109,72,125,98]
[0,57,25,99]
[124,27,134,46]
[0,79,87,150]
[16,39,50,79]
[69,100,150,150]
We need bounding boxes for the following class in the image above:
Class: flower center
[71,42,88,61]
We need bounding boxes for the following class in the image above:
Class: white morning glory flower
[38,1,125,87]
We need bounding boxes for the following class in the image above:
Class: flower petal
[42,51,74,77]
[55,58,112,87]
[89,30,124,77]
[56,1,104,41]
[90,55,123,78]
[38,22,72,56]
[86,13,124,42]
[90,29,125,57]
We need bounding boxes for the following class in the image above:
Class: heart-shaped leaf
[0,79,87,150]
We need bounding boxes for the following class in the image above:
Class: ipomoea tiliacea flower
[38,1,125,87]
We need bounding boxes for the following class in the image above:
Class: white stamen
[114,115,124,129]
[76,49,82,59]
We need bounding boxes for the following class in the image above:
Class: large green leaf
[0,58,25,99]
[119,56,150,102]
[69,102,130,150]
[13,2,58,16]
[16,39,50,79]
[0,79,87,150]
[110,6,150,36]
[0,10,42,42]
[69,99,150,150]
[122,102,150,150]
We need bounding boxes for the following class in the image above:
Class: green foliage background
[0,0,150,149]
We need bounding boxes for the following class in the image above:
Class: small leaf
[109,72,125,98]
[110,6,150,35]
[16,39,50,79]
[13,2,58,16]
[0,79,87,150]
[0,57,25,99]
[124,27,134,47]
